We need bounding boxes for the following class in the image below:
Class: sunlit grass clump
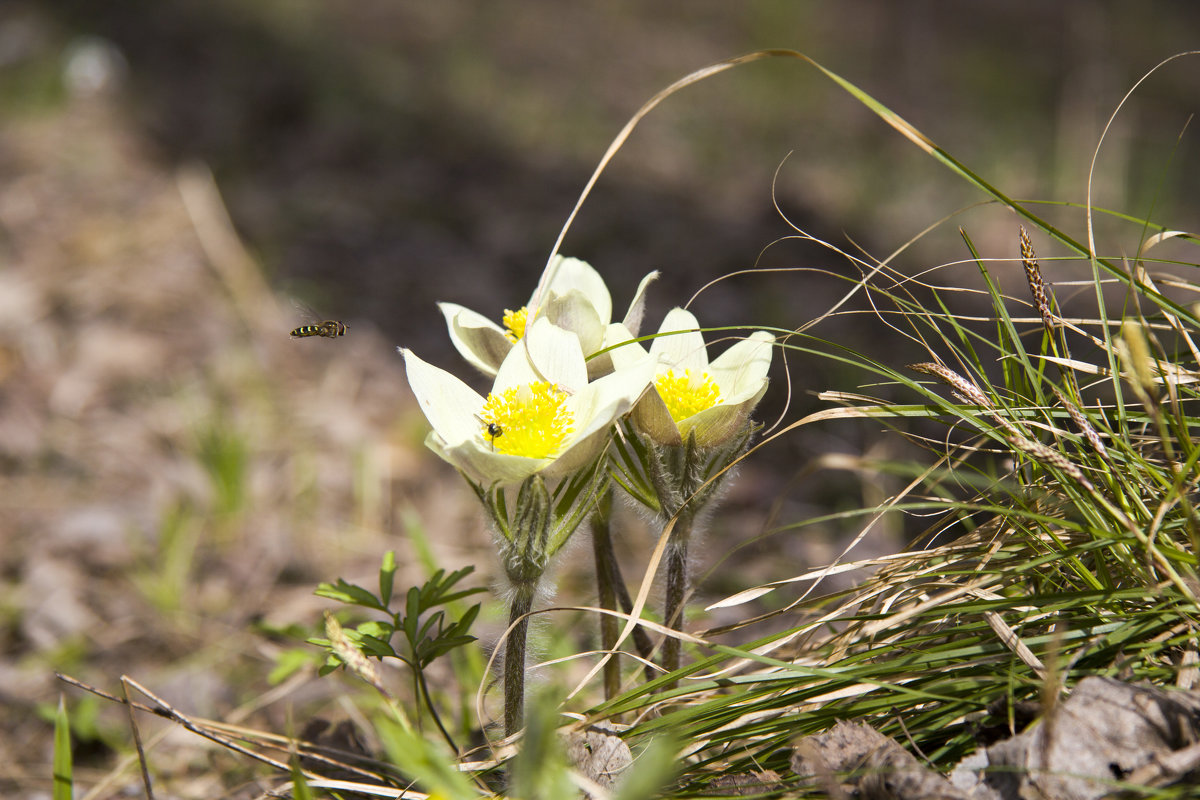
[647,216,1200,794]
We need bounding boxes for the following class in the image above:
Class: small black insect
[484,422,503,450]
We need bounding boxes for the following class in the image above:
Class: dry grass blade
[982,611,1047,679]
[56,673,396,788]
[118,677,155,800]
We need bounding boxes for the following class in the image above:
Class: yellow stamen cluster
[502,307,529,343]
[655,369,722,423]
[479,381,573,459]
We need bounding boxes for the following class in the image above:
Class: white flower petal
[516,317,588,393]
[651,307,708,371]
[547,357,654,476]
[603,323,649,371]
[677,383,766,447]
[708,331,774,402]
[632,389,684,446]
[433,435,547,485]
[543,289,605,358]
[534,256,612,326]
[492,336,544,390]
[621,271,659,337]
[401,348,485,446]
[542,424,615,479]
[570,352,656,433]
[438,302,512,376]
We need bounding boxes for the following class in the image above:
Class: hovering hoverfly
[290,300,347,339]
[290,319,347,338]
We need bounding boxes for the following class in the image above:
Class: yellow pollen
[502,307,529,343]
[479,381,574,459]
[655,369,723,423]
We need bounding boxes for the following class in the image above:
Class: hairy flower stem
[646,433,708,684]
[492,475,553,740]
[660,510,695,684]
[504,579,538,738]
[590,490,622,701]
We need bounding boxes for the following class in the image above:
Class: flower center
[655,369,723,423]
[479,381,574,458]
[502,307,529,343]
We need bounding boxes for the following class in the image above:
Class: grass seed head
[1020,226,1055,333]
[1052,387,1108,459]
[908,362,995,410]
[1006,433,1094,492]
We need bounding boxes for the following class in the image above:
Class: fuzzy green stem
[504,580,537,738]
[661,510,694,684]
[590,491,622,702]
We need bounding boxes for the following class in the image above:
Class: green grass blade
[53,695,72,800]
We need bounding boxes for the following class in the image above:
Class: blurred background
[2,1,1198,792]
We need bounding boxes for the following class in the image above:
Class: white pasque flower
[401,317,657,486]
[438,256,657,379]
[607,308,774,447]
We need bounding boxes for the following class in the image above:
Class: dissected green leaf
[314,579,386,612]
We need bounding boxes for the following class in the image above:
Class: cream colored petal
[431,434,547,486]
[492,335,544,391]
[621,271,659,337]
[438,302,511,376]
[543,289,605,357]
[541,423,615,479]
[631,389,684,446]
[581,319,626,379]
[570,352,656,432]
[604,323,649,371]
[677,383,766,447]
[585,351,614,381]
[547,357,655,476]
[511,317,588,394]
[708,331,774,403]
[536,256,612,325]
[401,348,485,446]
[586,320,646,380]
[651,307,708,371]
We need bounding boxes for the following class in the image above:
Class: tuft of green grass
[131,499,203,615]
[194,411,251,521]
